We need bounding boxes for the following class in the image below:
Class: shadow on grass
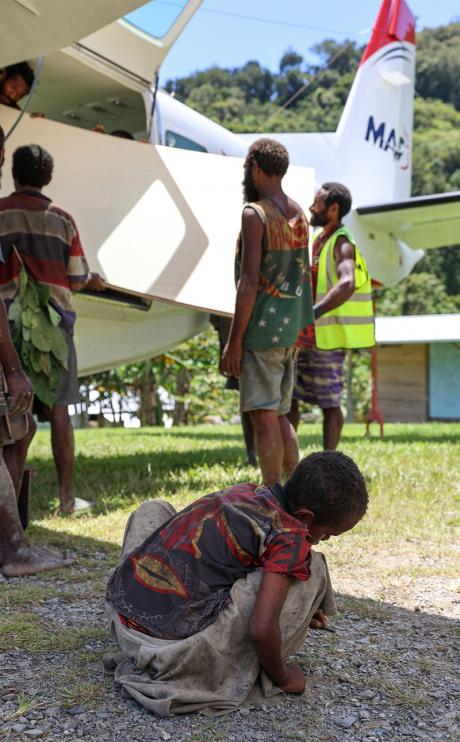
[28,444,257,517]
[186,424,460,447]
[338,432,460,445]
[30,523,121,560]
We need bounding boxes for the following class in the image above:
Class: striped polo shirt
[0,189,89,328]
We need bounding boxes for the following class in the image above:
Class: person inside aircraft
[110,129,135,139]
[0,62,35,108]
[92,126,136,140]
[105,451,368,715]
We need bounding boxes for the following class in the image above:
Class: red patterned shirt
[296,228,334,349]
[107,483,312,639]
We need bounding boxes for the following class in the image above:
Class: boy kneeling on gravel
[105,451,368,716]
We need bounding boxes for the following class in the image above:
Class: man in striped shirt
[0,126,74,575]
[0,144,104,514]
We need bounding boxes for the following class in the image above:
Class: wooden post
[365,345,384,437]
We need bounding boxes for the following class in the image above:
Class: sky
[125,0,460,83]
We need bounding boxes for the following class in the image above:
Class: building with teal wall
[376,314,460,422]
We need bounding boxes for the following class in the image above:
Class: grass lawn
[0,422,459,739]
[13,420,459,631]
[26,421,459,576]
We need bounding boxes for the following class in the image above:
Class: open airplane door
[0,106,315,375]
[0,0,153,67]
[74,1,204,89]
[2,1,204,136]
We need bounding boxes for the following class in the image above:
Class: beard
[310,209,328,228]
[242,168,259,203]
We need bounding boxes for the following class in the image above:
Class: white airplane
[153,0,460,287]
[0,0,459,376]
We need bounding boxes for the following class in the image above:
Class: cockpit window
[125,0,189,39]
[165,130,207,153]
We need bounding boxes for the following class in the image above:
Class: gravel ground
[0,557,458,742]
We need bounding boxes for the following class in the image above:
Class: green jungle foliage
[82,21,460,425]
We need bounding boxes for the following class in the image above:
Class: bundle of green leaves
[8,266,68,407]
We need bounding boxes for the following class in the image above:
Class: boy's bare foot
[2,546,75,577]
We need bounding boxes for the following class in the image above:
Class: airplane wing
[355,192,460,250]
[0,105,315,374]
[0,0,153,67]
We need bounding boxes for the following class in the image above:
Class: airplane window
[125,1,188,39]
[165,130,207,153]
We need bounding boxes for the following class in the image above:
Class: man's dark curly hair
[285,451,368,525]
[6,62,35,90]
[246,138,289,177]
[321,182,352,219]
[12,144,54,188]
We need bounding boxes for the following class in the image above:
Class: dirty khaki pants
[105,500,336,717]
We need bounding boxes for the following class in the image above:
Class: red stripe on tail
[361,0,416,66]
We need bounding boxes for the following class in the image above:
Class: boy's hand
[310,608,328,629]
[277,663,306,694]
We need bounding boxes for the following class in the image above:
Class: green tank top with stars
[235,199,313,351]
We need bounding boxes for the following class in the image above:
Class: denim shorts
[239,347,295,416]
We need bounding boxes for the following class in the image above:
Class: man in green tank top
[222,139,313,485]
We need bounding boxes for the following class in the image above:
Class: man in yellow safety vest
[288,182,374,450]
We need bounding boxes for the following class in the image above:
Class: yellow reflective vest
[315,226,375,350]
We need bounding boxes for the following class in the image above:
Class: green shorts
[239,347,295,416]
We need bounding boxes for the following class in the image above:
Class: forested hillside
[165,21,460,312]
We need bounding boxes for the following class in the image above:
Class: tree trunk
[173,371,190,425]
[78,383,90,428]
[140,359,159,426]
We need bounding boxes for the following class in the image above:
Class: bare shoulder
[242,204,264,227]
[334,235,355,261]
[286,197,307,220]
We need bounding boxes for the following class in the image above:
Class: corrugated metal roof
[375,314,460,344]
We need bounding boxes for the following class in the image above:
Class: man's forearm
[314,280,354,319]
[0,300,22,374]
[228,280,258,344]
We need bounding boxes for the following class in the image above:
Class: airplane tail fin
[336,0,416,206]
